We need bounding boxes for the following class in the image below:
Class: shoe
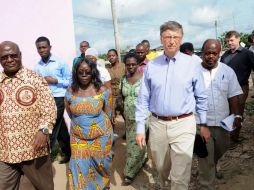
[216,171,223,179]
[121,176,133,186]
[50,154,55,162]
[59,156,70,164]
[111,151,115,161]
[122,133,126,140]
[141,158,149,170]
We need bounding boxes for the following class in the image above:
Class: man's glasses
[0,54,19,62]
[162,36,182,41]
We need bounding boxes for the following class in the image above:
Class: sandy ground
[53,89,254,190]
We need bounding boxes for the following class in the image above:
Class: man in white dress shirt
[197,39,242,190]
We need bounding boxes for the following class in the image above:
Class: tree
[218,32,227,49]
[98,54,107,61]
[240,33,249,46]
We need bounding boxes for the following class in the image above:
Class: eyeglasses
[0,54,19,62]
[162,36,182,41]
[78,71,92,76]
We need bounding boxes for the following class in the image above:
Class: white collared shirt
[192,54,202,63]
[96,62,111,83]
[249,45,254,53]
[196,62,243,126]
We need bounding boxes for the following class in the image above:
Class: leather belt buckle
[152,112,192,121]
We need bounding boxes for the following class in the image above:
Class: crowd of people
[0,20,254,190]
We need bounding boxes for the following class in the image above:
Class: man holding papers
[196,39,242,190]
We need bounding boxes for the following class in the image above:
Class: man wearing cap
[85,47,111,89]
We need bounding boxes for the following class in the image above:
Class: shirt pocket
[220,81,229,93]
[54,67,62,78]
[219,80,229,108]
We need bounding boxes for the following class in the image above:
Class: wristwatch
[199,123,208,127]
[39,128,49,135]
[234,115,243,120]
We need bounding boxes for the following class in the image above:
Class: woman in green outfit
[121,52,148,186]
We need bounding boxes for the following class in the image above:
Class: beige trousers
[149,115,196,190]
[0,155,54,190]
[198,127,230,190]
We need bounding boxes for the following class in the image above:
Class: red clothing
[137,58,149,74]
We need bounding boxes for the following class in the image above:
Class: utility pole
[110,0,121,62]
[215,20,218,39]
[233,14,235,29]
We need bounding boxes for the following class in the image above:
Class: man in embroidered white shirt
[197,39,243,190]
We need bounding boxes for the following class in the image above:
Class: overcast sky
[72,0,254,55]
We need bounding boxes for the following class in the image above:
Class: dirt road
[53,92,254,190]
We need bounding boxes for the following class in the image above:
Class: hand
[136,134,146,149]
[44,76,58,84]
[200,126,210,144]
[32,131,48,152]
[233,118,242,129]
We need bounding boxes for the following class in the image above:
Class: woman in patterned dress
[65,58,113,190]
[121,53,148,186]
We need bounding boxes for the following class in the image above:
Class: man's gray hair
[160,21,183,36]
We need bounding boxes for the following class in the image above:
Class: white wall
[0,0,76,70]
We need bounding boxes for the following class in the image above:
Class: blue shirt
[34,55,71,97]
[136,52,208,134]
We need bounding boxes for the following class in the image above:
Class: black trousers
[50,97,71,157]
